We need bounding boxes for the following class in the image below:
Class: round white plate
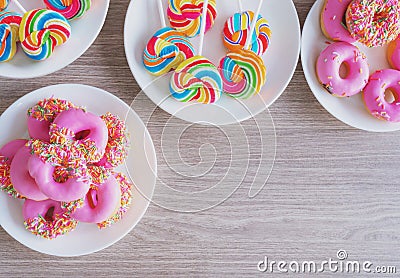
[0,0,109,79]
[124,0,300,125]
[302,0,400,132]
[0,84,157,256]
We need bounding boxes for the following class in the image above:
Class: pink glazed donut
[23,199,78,239]
[50,108,108,162]
[320,0,355,43]
[27,98,78,142]
[387,35,400,70]
[0,139,27,199]
[10,146,48,201]
[363,69,400,122]
[28,154,90,202]
[71,175,121,223]
[316,41,369,97]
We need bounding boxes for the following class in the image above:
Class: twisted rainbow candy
[0,11,22,62]
[223,11,271,56]
[170,55,222,104]
[219,49,266,99]
[44,0,91,20]
[143,27,195,76]
[19,9,71,61]
[0,0,9,11]
[167,0,217,37]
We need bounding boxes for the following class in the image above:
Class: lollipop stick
[238,0,243,13]
[13,0,26,13]
[198,0,209,56]
[244,0,263,50]
[157,0,166,28]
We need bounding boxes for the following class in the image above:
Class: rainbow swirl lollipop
[219,49,266,99]
[170,55,222,103]
[19,9,71,61]
[0,11,21,62]
[44,0,91,20]
[167,0,217,37]
[223,11,271,56]
[0,0,9,11]
[143,27,195,76]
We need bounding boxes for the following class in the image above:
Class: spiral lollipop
[0,0,9,11]
[0,11,21,62]
[219,49,266,99]
[167,0,217,37]
[219,0,267,99]
[223,10,271,56]
[19,9,71,61]
[143,0,195,76]
[170,0,222,104]
[44,0,91,20]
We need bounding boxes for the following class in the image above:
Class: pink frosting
[10,146,48,201]
[23,199,64,221]
[316,41,369,97]
[363,69,400,122]
[388,36,400,70]
[71,175,121,223]
[28,154,90,202]
[321,0,355,43]
[0,139,27,160]
[27,117,52,142]
[52,109,108,162]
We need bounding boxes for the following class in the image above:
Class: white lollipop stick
[13,0,26,14]
[238,0,243,13]
[244,0,263,50]
[157,0,166,28]
[198,0,209,56]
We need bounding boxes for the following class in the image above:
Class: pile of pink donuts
[142,0,272,102]
[316,0,400,122]
[0,98,133,239]
[0,0,92,62]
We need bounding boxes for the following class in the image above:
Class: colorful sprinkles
[24,213,78,240]
[346,0,400,47]
[100,113,130,168]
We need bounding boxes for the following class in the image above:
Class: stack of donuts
[142,0,272,103]
[0,0,92,62]
[0,98,133,239]
[316,0,400,122]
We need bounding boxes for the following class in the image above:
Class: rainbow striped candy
[0,0,8,11]
[170,55,222,104]
[0,11,22,62]
[19,9,71,61]
[219,49,266,99]
[223,11,271,56]
[44,0,91,20]
[167,0,217,38]
[143,27,195,76]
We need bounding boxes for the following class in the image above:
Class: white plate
[0,84,157,256]
[301,0,400,132]
[124,0,300,125]
[0,0,109,79]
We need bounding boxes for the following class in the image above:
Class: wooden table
[1,0,399,276]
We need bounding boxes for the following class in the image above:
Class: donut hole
[75,129,91,140]
[53,166,70,184]
[44,206,55,222]
[384,88,398,104]
[87,189,98,209]
[339,62,349,79]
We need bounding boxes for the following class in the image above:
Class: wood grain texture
[1,0,400,277]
